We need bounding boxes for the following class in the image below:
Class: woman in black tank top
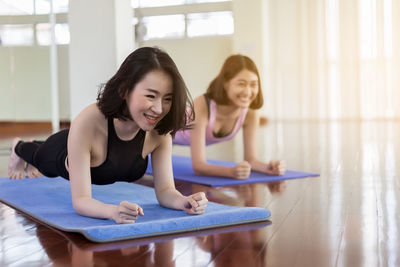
[8,47,208,224]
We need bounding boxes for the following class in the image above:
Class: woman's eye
[146,95,155,99]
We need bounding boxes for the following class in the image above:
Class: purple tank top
[173,97,248,146]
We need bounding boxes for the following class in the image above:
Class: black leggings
[14,129,69,178]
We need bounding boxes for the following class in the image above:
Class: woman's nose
[152,99,162,114]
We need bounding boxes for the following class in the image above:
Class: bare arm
[68,105,143,223]
[190,96,250,179]
[243,110,285,175]
[152,133,207,214]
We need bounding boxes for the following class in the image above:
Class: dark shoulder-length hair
[97,46,193,135]
[206,54,263,109]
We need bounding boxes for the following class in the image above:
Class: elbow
[71,198,87,216]
[193,168,202,175]
[192,164,205,176]
[72,202,83,215]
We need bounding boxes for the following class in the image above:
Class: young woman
[8,47,208,223]
[174,54,285,180]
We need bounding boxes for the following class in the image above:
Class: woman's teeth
[145,114,158,124]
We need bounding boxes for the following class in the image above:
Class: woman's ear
[118,83,130,100]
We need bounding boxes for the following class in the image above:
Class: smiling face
[126,70,173,131]
[224,69,259,108]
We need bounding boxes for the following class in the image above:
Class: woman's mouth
[238,96,252,104]
[144,114,159,125]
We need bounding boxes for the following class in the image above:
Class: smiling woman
[7,46,208,224]
[173,54,285,180]
[124,71,174,131]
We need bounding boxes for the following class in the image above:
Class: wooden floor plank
[0,121,399,266]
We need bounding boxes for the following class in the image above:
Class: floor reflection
[28,212,270,267]
[1,120,400,266]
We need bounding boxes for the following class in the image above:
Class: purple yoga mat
[146,155,319,187]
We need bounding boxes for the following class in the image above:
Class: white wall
[0,46,70,121]
[68,0,132,120]
[142,37,232,98]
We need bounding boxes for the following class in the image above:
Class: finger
[193,209,206,214]
[236,173,249,180]
[196,197,208,207]
[241,161,251,167]
[238,167,251,174]
[138,206,144,216]
[119,214,138,221]
[118,219,136,224]
[185,197,198,209]
[239,169,250,178]
[239,162,251,169]
[121,201,142,212]
[191,192,206,201]
[193,204,207,213]
[119,205,140,216]
[193,203,207,213]
[271,160,279,169]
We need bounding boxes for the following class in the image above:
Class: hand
[112,201,144,224]
[184,192,208,215]
[266,160,286,175]
[231,161,251,179]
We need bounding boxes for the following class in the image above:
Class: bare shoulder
[69,103,107,139]
[147,130,171,145]
[194,95,207,110]
[193,95,208,121]
[143,130,172,155]
[243,108,259,126]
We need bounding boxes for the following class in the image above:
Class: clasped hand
[266,160,286,175]
[112,200,144,224]
[184,192,208,215]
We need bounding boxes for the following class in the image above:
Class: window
[187,11,233,37]
[0,0,70,46]
[0,24,34,46]
[34,0,69,14]
[0,0,69,15]
[36,23,70,45]
[0,0,34,15]
[133,0,233,41]
[140,15,185,40]
[131,0,229,8]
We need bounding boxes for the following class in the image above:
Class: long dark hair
[97,47,193,135]
[206,54,263,109]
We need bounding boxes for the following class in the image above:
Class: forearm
[248,158,286,175]
[247,158,268,173]
[193,162,236,178]
[72,196,116,220]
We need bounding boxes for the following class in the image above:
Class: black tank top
[59,119,148,185]
[88,119,149,185]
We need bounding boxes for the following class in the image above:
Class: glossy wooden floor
[0,120,399,267]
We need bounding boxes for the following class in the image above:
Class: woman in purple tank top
[174,55,286,180]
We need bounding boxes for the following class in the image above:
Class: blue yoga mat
[146,155,319,187]
[0,177,270,243]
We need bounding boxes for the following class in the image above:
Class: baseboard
[0,121,70,137]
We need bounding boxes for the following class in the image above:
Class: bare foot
[26,164,43,178]
[8,137,27,179]
[25,139,43,178]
